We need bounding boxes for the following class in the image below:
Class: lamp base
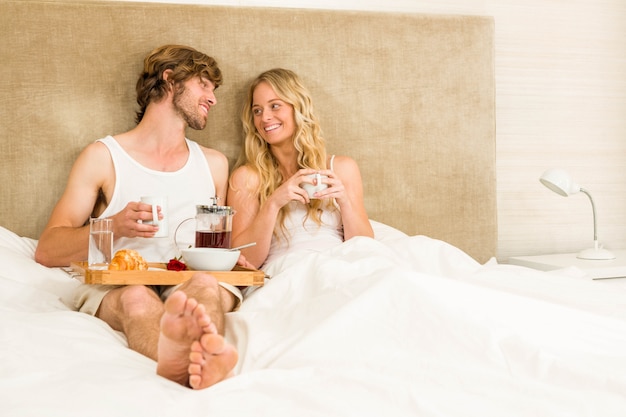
[576,247,616,260]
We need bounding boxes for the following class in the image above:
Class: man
[35,45,239,389]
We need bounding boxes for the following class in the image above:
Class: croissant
[108,249,148,271]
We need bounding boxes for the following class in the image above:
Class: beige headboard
[0,0,496,263]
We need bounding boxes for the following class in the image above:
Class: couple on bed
[34,45,373,390]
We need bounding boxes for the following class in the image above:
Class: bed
[2,1,626,416]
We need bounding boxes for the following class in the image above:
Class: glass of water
[88,218,113,269]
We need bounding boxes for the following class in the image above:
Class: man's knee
[185,273,220,293]
[97,285,161,330]
[182,274,237,312]
[115,285,162,316]
[218,286,237,312]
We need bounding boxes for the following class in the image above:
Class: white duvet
[1,223,626,417]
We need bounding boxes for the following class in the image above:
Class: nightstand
[508,250,626,280]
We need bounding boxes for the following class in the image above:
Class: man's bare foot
[156,290,215,386]
[188,332,238,390]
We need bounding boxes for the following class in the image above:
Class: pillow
[370,220,409,242]
[0,226,79,310]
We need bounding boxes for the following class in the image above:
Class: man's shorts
[74,281,243,316]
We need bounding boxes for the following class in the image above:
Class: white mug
[300,173,328,199]
[140,196,169,237]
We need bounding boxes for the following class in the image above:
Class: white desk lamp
[539,168,615,260]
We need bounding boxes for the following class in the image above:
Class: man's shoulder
[189,140,228,172]
[188,139,224,156]
[78,138,114,161]
[200,145,228,162]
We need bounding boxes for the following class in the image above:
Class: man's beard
[173,84,207,131]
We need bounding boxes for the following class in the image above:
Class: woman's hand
[236,253,256,270]
[270,169,320,206]
[307,169,346,201]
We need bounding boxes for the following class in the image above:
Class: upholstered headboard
[0,0,496,262]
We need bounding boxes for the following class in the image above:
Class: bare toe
[188,334,238,390]
[157,291,215,387]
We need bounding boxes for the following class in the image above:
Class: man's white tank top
[97,135,216,262]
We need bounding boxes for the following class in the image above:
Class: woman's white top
[263,155,344,267]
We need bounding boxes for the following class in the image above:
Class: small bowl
[181,247,240,271]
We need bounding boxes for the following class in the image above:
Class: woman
[228,68,373,269]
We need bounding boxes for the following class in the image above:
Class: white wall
[113,0,626,261]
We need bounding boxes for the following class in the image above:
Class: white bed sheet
[1,222,626,417]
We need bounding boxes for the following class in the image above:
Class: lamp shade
[539,168,581,197]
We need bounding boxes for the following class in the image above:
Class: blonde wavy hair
[235,68,334,241]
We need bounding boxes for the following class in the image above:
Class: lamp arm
[580,188,598,243]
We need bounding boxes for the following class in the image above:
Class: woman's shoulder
[230,164,261,185]
[231,163,257,175]
[329,154,359,171]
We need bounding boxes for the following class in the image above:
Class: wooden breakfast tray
[69,261,265,286]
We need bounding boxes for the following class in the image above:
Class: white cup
[141,196,169,237]
[88,218,113,269]
[300,173,328,199]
